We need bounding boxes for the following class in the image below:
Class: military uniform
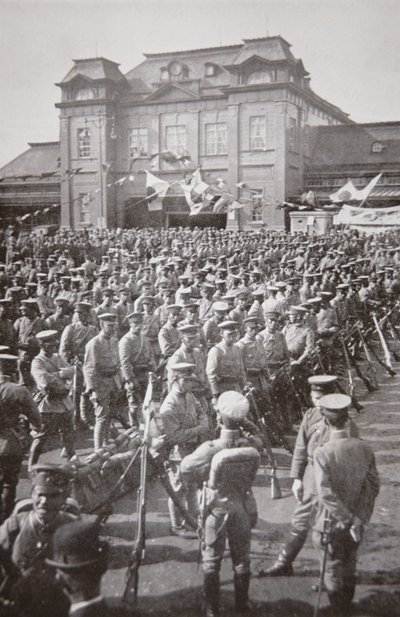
[180,391,261,617]
[83,316,122,450]
[30,335,76,466]
[206,339,246,397]
[236,329,268,391]
[159,364,209,534]
[14,312,46,388]
[0,464,74,573]
[312,394,379,613]
[119,317,155,426]
[0,364,42,521]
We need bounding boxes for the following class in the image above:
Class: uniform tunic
[282,323,314,363]
[312,431,379,602]
[206,341,246,397]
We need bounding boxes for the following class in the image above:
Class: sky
[0,0,399,168]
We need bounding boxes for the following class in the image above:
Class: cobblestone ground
[16,358,400,617]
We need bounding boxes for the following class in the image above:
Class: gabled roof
[145,81,199,102]
[0,142,60,181]
[308,123,400,168]
[57,57,125,86]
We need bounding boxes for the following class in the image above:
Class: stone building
[54,36,350,230]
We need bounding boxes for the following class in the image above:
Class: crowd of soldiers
[0,223,398,616]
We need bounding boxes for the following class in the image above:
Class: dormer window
[75,87,96,100]
[247,70,273,85]
[160,67,169,81]
[205,63,217,77]
[371,142,384,153]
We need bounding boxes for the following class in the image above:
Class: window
[303,125,310,157]
[288,117,297,152]
[371,142,384,153]
[249,116,266,150]
[165,125,187,155]
[75,87,95,100]
[205,123,227,155]
[129,128,148,158]
[205,63,217,77]
[251,193,263,222]
[77,128,91,158]
[160,67,169,81]
[247,70,273,85]
[79,193,90,224]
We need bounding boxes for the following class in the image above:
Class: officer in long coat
[313,394,379,614]
[180,391,261,617]
[262,375,359,577]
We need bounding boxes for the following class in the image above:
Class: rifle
[122,377,152,609]
[385,316,400,361]
[245,387,282,499]
[340,340,363,413]
[356,324,379,391]
[197,482,207,570]
[372,312,396,376]
[313,513,332,617]
[72,359,80,426]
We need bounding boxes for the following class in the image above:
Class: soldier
[229,291,248,335]
[158,304,182,361]
[202,301,228,350]
[59,302,98,428]
[36,279,56,320]
[14,299,46,389]
[258,311,289,377]
[159,362,209,538]
[180,391,261,617]
[82,313,122,451]
[0,299,17,353]
[312,394,379,615]
[198,283,216,325]
[316,291,339,373]
[114,287,134,336]
[247,289,265,327]
[47,519,131,617]
[0,464,75,576]
[262,285,283,322]
[29,330,76,467]
[141,296,161,363]
[261,375,358,577]
[119,311,155,428]
[236,316,268,393]
[168,324,213,431]
[206,320,246,414]
[0,353,42,521]
[45,297,71,335]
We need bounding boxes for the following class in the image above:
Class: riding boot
[203,572,220,617]
[168,497,184,530]
[234,572,250,613]
[260,527,307,576]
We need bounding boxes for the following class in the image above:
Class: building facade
[54,36,351,230]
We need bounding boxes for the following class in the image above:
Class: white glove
[292,479,304,503]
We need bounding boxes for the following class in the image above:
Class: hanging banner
[334,204,400,227]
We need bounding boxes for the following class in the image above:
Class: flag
[145,170,169,211]
[358,173,382,204]
[301,190,317,206]
[236,181,251,191]
[213,192,233,213]
[102,162,112,173]
[115,176,127,186]
[189,202,208,216]
[180,169,209,208]
[230,201,244,210]
[329,174,382,203]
